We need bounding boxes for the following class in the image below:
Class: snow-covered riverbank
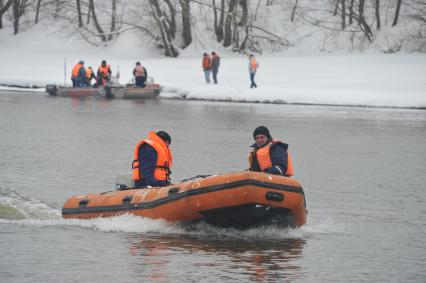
[1,27,425,108]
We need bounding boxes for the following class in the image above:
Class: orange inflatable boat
[62,171,307,228]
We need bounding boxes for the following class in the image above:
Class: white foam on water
[1,189,344,239]
[0,210,305,240]
[301,217,350,235]
[0,188,61,220]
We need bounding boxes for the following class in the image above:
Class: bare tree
[86,0,91,24]
[35,0,42,24]
[149,0,179,57]
[180,0,192,48]
[88,0,107,42]
[358,0,365,25]
[333,0,339,16]
[349,0,354,24]
[76,0,83,28]
[223,0,236,47]
[213,0,224,42]
[291,0,299,22]
[163,0,176,39]
[375,0,380,30]
[54,0,60,19]
[392,0,402,26]
[341,0,346,29]
[108,0,116,40]
[0,0,13,29]
[239,0,247,26]
[12,0,28,35]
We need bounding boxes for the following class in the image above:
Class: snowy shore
[1,27,425,109]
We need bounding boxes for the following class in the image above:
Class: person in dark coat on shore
[133,62,148,88]
[211,51,220,84]
[249,126,294,177]
[132,131,173,188]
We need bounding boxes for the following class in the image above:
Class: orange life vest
[134,66,145,77]
[132,131,173,182]
[249,140,294,177]
[72,64,82,78]
[250,58,258,71]
[86,68,93,79]
[98,64,110,76]
[202,57,211,69]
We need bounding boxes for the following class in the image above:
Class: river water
[0,91,425,282]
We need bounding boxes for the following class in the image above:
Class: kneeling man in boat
[133,62,148,88]
[132,131,173,188]
[249,126,294,177]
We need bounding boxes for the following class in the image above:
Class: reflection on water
[126,234,305,282]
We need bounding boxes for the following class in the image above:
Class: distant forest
[0,0,425,55]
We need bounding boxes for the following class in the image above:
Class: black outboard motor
[45,85,58,96]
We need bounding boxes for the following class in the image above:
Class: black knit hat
[253,126,272,140]
[156,131,171,144]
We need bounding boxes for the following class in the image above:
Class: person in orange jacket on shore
[249,126,294,177]
[248,54,259,88]
[97,60,112,86]
[132,131,173,188]
[202,53,211,83]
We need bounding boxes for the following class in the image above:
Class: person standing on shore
[248,54,259,88]
[211,52,220,84]
[202,53,211,83]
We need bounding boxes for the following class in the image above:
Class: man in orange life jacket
[71,60,86,88]
[97,60,112,86]
[249,126,294,176]
[132,131,173,188]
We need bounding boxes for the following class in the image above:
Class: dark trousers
[135,76,146,88]
[212,70,218,84]
[250,72,257,88]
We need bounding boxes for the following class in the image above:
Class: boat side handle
[79,199,89,207]
[265,191,284,202]
[169,188,179,194]
[122,195,133,204]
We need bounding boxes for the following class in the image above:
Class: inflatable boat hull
[62,171,307,228]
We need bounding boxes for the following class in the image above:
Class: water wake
[0,188,61,220]
[0,188,339,239]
